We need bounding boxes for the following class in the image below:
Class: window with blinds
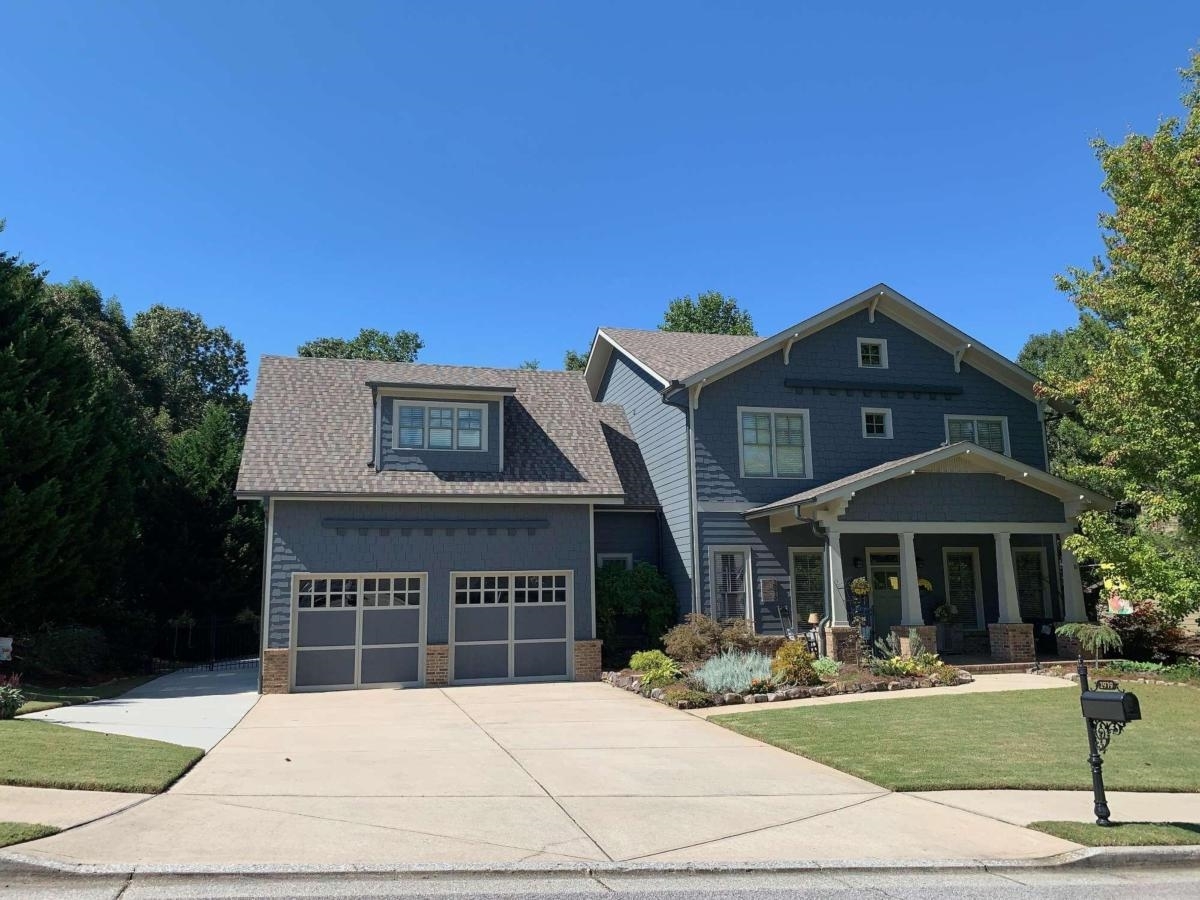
[946,415,1008,455]
[1014,549,1049,618]
[791,550,824,623]
[713,550,748,621]
[738,408,810,478]
[942,549,982,629]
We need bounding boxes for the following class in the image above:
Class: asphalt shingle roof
[237,356,649,501]
[600,327,764,383]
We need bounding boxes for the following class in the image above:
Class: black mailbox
[1081,689,1141,724]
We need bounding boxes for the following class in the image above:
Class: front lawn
[0,822,60,848]
[0,720,202,793]
[15,675,157,716]
[1029,821,1200,846]
[716,685,1200,791]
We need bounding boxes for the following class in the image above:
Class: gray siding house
[238,283,1108,693]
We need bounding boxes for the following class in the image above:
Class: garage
[291,572,427,690]
[449,570,573,684]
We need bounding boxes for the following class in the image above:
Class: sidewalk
[911,790,1200,826]
[0,786,148,830]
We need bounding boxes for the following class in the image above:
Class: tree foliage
[1041,52,1200,620]
[660,290,756,335]
[563,348,588,371]
[298,327,423,362]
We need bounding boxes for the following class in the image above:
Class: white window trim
[941,547,986,630]
[1013,546,1052,617]
[944,414,1011,456]
[448,569,574,685]
[596,552,634,571]
[289,571,427,692]
[736,405,813,480]
[861,407,893,439]
[709,544,754,625]
[857,337,889,369]
[788,548,825,629]
[391,399,489,452]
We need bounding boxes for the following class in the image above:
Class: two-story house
[237,284,1107,693]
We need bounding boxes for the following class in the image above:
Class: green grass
[0,822,60,848]
[716,685,1200,791]
[15,675,157,716]
[0,720,202,793]
[1029,821,1200,846]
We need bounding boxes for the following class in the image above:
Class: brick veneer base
[1055,632,1084,662]
[426,644,449,686]
[891,625,937,658]
[988,623,1036,663]
[573,640,602,681]
[824,626,859,663]
[261,649,289,694]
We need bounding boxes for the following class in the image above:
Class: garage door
[292,573,426,690]
[449,570,572,684]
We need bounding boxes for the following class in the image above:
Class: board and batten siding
[597,351,693,615]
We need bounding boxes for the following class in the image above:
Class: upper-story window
[738,406,812,479]
[393,400,487,451]
[945,414,1009,456]
[861,407,893,439]
[857,337,888,369]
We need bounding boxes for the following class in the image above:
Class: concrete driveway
[23,666,259,751]
[12,682,1077,869]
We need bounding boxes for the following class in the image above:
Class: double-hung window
[739,407,811,478]
[945,414,1009,455]
[857,337,888,369]
[393,400,488,451]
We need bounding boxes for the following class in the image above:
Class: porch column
[898,532,922,626]
[994,531,1022,624]
[1061,543,1087,622]
[826,529,848,626]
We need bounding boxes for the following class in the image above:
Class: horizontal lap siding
[593,509,659,567]
[694,309,1048,505]
[598,353,692,615]
[843,473,1067,522]
[268,500,592,649]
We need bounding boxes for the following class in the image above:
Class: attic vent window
[857,338,888,369]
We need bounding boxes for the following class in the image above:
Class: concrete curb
[2,845,1198,878]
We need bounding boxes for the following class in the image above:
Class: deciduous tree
[660,290,756,335]
[298,328,423,362]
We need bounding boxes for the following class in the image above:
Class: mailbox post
[1077,656,1141,826]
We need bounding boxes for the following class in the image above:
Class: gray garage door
[293,573,426,690]
[450,571,571,684]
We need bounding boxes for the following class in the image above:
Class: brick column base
[1055,631,1084,662]
[988,623,1036,663]
[261,648,289,694]
[891,625,937,658]
[573,640,602,681]
[824,626,859,662]
[425,645,449,686]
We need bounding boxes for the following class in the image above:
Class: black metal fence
[151,615,259,673]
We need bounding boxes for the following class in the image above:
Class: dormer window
[393,400,488,451]
[857,337,888,368]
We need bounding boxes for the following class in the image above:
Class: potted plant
[934,599,961,653]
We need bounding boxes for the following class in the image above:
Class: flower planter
[936,623,964,654]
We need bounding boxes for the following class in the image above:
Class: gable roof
[586,284,1059,410]
[745,441,1110,519]
[584,327,763,394]
[237,356,642,502]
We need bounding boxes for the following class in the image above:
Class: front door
[867,551,902,635]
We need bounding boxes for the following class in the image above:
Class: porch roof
[743,442,1111,522]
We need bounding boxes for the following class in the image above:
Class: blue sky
[3,2,1196,386]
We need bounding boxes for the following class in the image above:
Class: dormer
[369,381,514,474]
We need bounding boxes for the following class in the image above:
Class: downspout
[813,513,830,657]
[687,383,702,615]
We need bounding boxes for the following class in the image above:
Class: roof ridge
[259,355,586,378]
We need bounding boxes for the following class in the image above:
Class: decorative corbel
[783,333,800,365]
[868,294,880,323]
[952,343,972,373]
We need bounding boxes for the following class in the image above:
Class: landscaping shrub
[628,649,673,673]
[1057,620,1122,666]
[719,619,759,653]
[771,641,821,685]
[26,626,110,680]
[811,656,842,679]
[0,674,23,719]
[596,563,678,660]
[660,683,714,708]
[663,613,725,663]
[694,650,773,694]
[1105,599,1185,661]
[746,677,774,695]
[637,655,682,692]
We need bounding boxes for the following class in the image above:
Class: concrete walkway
[0,786,149,829]
[690,672,1074,718]
[912,790,1200,826]
[6,681,1080,870]
[22,666,259,750]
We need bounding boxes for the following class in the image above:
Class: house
[237,283,1107,693]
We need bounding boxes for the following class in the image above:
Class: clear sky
[3,2,1196,385]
